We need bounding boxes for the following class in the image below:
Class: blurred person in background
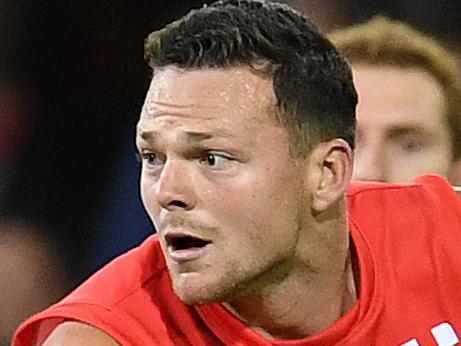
[0,217,70,346]
[329,17,461,184]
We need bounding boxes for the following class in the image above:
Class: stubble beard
[170,248,297,306]
[170,213,307,306]
[170,262,258,306]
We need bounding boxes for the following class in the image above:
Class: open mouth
[165,234,211,251]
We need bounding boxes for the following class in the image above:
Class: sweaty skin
[136,66,355,339]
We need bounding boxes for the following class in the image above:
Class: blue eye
[200,153,232,169]
[140,153,164,167]
[146,154,156,164]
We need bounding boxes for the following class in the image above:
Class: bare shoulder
[42,321,119,346]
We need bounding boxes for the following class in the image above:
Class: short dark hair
[144,0,357,155]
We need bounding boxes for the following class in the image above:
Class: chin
[172,279,236,306]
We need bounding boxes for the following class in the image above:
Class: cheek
[210,170,303,242]
[139,174,149,204]
[139,175,158,217]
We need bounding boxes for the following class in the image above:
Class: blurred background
[0,0,460,344]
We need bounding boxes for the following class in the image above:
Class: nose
[154,160,197,211]
[353,144,387,182]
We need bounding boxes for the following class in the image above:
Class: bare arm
[42,321,119,346]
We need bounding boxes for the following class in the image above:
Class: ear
[310,139,353,213]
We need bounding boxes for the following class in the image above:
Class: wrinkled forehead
[135,66,289,148]
[139,66,276,122]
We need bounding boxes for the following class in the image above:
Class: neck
[224,212,357,340]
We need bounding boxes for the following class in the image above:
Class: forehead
[138,66,276,132]
[353,64,446,130]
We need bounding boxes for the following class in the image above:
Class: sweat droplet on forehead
[147,67,273,107]
[139,66,278,135]
[219,90,231,102]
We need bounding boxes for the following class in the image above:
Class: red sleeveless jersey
[13,175,461,345]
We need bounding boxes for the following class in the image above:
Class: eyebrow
[137,129,236,143]
[385,124,431,139]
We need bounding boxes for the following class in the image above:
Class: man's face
[136,66,309,305]
[352,64,453,183]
